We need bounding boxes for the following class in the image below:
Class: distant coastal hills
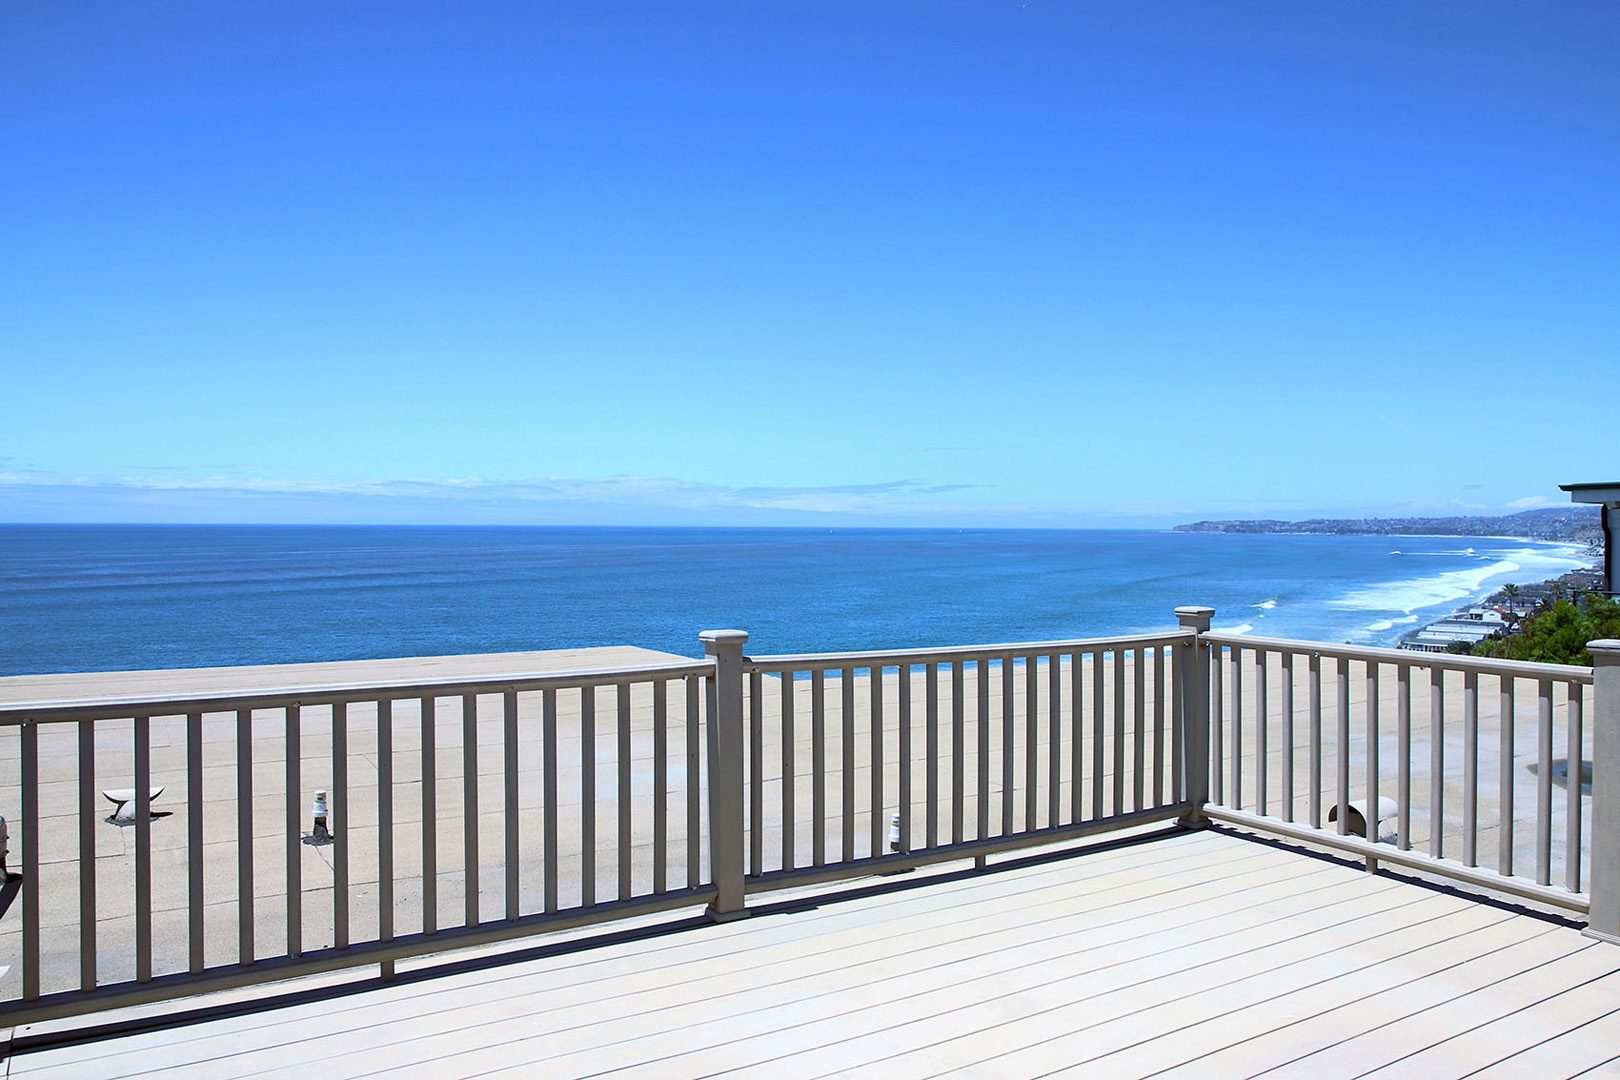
[1174,506,1600,544]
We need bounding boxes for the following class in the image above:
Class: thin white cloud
[0,469,995,519]
[1505,495,1559,510]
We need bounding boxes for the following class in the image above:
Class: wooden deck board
[9,829,1619,1079]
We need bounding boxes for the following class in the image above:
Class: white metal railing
[2,609,1615,1028]
[1199,629,1596,912]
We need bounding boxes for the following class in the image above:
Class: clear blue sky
[2,3,1615,527]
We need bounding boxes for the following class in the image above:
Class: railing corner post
[1586,639,1620,945]
[1175,606,1215,826]
[700,629,750,922]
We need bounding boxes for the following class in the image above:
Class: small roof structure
[1561,480,1618,597]
[1561,481,1620,505]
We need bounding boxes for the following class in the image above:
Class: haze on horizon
[2,3,1615,529]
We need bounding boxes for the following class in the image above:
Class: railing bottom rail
[1206,805,1590,913]
[0,886,718,1030]
[745,805,1192,895]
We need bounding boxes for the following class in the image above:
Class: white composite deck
[7,827,1619,1078]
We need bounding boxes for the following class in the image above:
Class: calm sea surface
[0,525,1590,676]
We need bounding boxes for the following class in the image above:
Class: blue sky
[2,3,1615,527]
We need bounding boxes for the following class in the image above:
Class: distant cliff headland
[1175,506,1600,544]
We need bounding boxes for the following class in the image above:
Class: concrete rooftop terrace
[7,827,1619,1078]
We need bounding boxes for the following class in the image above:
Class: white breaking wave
[1331,558,1520,613]
[1216,622,1255,636]
[1254,598,1278,610]
[1329,542,1591,616]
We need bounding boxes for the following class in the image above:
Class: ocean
[0,525,1591,676]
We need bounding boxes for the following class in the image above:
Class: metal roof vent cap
[1326,796,1399,843]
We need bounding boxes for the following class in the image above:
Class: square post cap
[1175,606,1215,631]
[699,629,750,650]
[1589,639,1620,661]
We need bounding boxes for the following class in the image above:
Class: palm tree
[1501,583,1522,629]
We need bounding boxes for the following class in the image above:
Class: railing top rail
[745,630,1190,671]
[1202,631,1593,683]
[0,657,718,725]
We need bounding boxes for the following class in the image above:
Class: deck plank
[1469,1006,1620,1078]
[8,830,1618,1080]
[1153,923,1581,1078]
[1361,969,1620,1078]
[1263,936,1620,1078]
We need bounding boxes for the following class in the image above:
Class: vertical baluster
[1536,679,1553,886]
[1091,650,1104,820]
[1255,651,1268,818]
[1050,652,1063,825]
[925,662,939,849]
[236,709,254,964]
[1432,667,1447,859]
[1211,647,1225,807]
[464,693,481,927]
[1171,645,1184,804]
[1567,681,1584,893]
[1002,656,1016,832]
[377,700,394,968]
[686,675,701,886]
[284,706,301,958]
[1111,649,1126,816]
[1152,647,1166,810]
[503,692,519,921]
[579,686,594,907]
[618,683,633,900]
[135,715,154,979]
[898,664,912,853]
[1367,662,1381,849]
[750,673,764,875]
[781,671,795,870]
[1026,656,1040,830]
[978,659,992,838]
[331,704,350,949]
[842,668,856,861]
[1069,652,1084,822]
[1499,676,1515,877]
[78,722,97,990]
[952,662,966,844]
[869,666,883,859]
[542,689,559,913]
[1132,650,1146,813]
[1280,652,1295,822]
[21,720,40,1000]
[1231,647,1243,812]
[653,680,668,891]
[1397,667,1411,851]
[812,668,827,866]
[1464,671,1479,866]
[420,696,437,929]
[1308,655,1322,828]
[185,711,205,973]
[1336,658,1350,836]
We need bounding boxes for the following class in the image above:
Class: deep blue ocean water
[0,525,1591,676]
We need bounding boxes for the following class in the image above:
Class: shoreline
[1396,541,1605,652]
